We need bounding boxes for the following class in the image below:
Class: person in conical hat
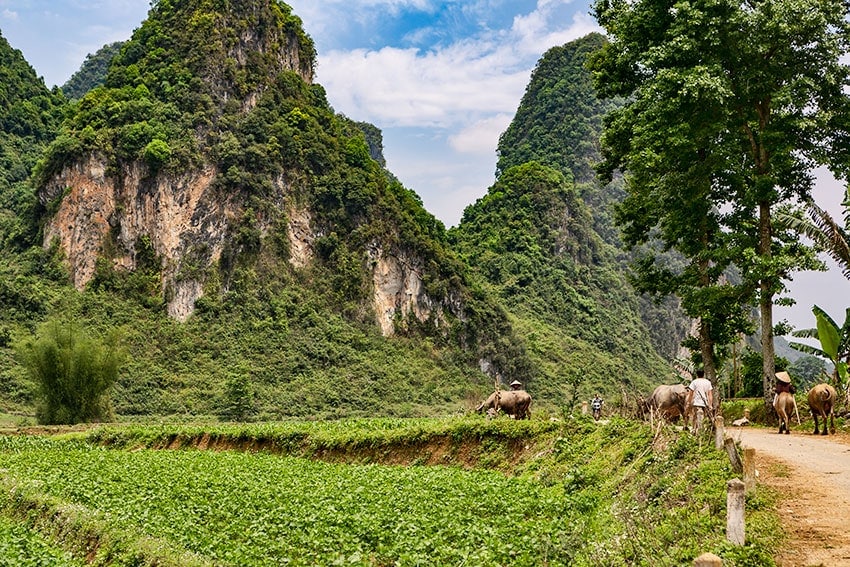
[509,380,523,391]
[773,370,795,404]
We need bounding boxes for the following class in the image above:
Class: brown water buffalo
[808,383,837,435]
[774,391,797,434]
[646,384,688,422]
[476,390,532,419]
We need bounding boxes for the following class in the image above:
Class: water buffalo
[476,390,532,419]
[774,391,797,434]
[808,383,837,435]
[646,384,688,422]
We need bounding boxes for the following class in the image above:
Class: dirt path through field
[731,426,850,566]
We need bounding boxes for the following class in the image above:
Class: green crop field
[0,436,575,566]
[0,417,781,566]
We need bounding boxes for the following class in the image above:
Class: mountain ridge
[0,5,687,419]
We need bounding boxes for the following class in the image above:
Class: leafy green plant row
[0,474,212,567]
[0,514,84,567]
[87,415,560,458]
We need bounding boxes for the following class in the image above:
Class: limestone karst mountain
[450,34,683,399]
[0,5,684,418]
[34,0,519,368]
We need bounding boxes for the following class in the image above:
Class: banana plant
[776,187,850,279]
[789,305,850,392]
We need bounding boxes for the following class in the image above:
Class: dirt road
[731,426,850,566]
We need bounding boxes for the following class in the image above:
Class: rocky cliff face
[43,157,228,320]
[369,245,439,335]
[42,154,438,329]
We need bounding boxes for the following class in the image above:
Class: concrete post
[726,478,746,545]
[693,552,722,567]
[581,401,588,415]
[714,416,725,450]
[743,448,756,493]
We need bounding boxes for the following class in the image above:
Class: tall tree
[591,0,850,407]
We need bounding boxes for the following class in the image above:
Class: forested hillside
[0,5,684,423]
[450,159,669,401]
[61,42,124,100]
[0,31,65,249]
[476,33,690,364]
[0,1,531,421]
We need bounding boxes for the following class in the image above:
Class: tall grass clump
[15,319,123,424]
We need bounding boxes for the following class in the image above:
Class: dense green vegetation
[0,31,65,252]
[0,515,84,567]
[590,0,850,404]
[451,162,669,400]
[0,0,535,420]
[61,42,124,100]
[0,418,780,566]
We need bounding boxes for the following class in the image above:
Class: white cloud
[316,5,601,130]
[449,113,514,154]
[511,1,599,55]
[1,8,18,20]
[317,43,530,128]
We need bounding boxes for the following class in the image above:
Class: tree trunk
[696,253,720,407]
[699,321,717,381]
[759,200,775,412]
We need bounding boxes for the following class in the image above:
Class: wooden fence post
[723,437,743,474]
[694,552,722,567]
[743,447,756,493]
[714,416,725,450]
[727,478,746,545]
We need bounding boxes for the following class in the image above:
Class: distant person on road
[591,393,604,421]
[686,369,713,433]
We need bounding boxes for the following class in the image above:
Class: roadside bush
[15,319,123,424]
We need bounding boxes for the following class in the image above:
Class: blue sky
[1,0,848,335]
